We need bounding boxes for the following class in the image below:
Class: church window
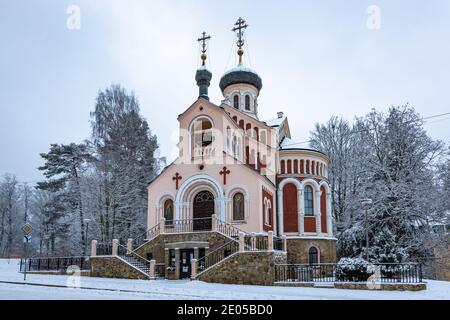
[264,199,271,225]
[233,95,240,109]
[308,247,319,265]
[245,95,251,111]
[233,193,245,221]
[164,199,174,225]
[304,186,314,216]
[192,118,213,149]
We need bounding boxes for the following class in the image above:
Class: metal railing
[133,224,161,249]
[274,263,423,284]
[20,256,90,273]
[244,235,268,251]
[96,242,113,256]
[165,218,213,233]
[197,240,239,274]
[117,242,151,272]
[215,219,245,239]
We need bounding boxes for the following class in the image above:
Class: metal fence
[244,235,268,251]
[165,218,213,233]
[20,256,91,273]
[275,263,423,284]
[96,242,112,256]
[155,263,165,279]
[197,240,239,274]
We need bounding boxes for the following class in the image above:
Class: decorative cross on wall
[220,167,231,185]
[172,172,182,190]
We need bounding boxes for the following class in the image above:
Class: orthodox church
[91,18,337,283]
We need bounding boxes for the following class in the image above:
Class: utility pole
[361,199,373,261]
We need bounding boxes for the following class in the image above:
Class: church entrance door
[179,249,194,279]
[193,191,215,231]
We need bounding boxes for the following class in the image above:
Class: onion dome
[219,65,262,93]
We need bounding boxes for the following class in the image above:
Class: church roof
[219,65,263,92]
[264,116,287,127]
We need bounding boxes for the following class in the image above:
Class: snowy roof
[222,65,261,78]
[280,137,294,148]
[264,116,286,127]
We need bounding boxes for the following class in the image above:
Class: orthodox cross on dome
[220,166,231,185]
[232,17,248,64]
[197,31,211,66]
[172,172,183,190]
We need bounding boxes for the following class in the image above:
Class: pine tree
[37,143,92,254]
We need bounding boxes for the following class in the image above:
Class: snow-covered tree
[37,143,93,254]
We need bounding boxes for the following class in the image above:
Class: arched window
[264,199,271,225]
[304,186,314,216]
[233,193,245,221]
[233,95,240,109]
[245,95,251,111]
[308,247,319,265]
[164,199,174,225]
[192,118,213,157]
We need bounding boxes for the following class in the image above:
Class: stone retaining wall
[286,238,337,264]
[197,251,287,286]
[90,256,149,280]
[334,282,427,291]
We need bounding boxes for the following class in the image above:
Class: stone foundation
[334,282,427,291]
[197,251,287,286]
[90,256,150,280]
[286,238,337,264]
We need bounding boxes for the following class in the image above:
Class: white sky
[0,0,449,182]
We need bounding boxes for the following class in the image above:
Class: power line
[282,112,450,147]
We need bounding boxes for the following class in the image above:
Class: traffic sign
[23,234,32,243]
[22,224,33,235]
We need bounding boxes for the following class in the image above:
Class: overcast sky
[1,0,449,183]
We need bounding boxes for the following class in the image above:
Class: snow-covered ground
[0,259,449,300]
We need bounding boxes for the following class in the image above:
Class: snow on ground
[0,259,449,300]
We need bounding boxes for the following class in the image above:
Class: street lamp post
[361,199,373,261]
[84,219,91,256]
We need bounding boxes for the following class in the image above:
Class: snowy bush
[335,258,370,282]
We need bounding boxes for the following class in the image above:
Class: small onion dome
[219,65,263,93]
[195,66,212,83]
[195,66,212,100]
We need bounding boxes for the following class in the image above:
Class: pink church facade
[144,21,337,273]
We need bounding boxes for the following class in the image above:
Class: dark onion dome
[219,65,263,92]
[195,66,212,100]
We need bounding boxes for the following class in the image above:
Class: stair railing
[196,240,239,275]
[117,242,151,274]
[133,223,161,249]
[214,217,248,240]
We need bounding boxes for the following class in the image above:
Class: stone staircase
[119,255,150,275]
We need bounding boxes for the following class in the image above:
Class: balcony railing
[275,263,423,284]
[193,146,215,159]
[165,218,213,233]
[244,234,269,251]
[20,256,91,273]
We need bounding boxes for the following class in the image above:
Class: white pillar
[268,231,274,251]
[315,189,322,235]
[126,239,133,255]
[191,259,198,280]
[112,239,119,256]
[298,189,305,235]
[149,260,156,280]
[282,235,287,252]
[239,232,245,252]
[161,217,166,234]
[91,240,97,257]
[212,214,217,231]
[326,192,333,236]
[277,191,284,235]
